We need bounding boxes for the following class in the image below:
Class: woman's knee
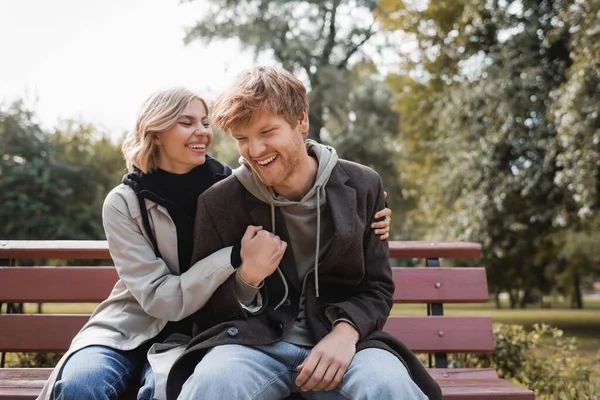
[54,346,139,400]
[54,373,115,400]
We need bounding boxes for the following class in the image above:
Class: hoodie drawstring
[271,186,322,310]
[314,187,321,298]
[271,204,290,311]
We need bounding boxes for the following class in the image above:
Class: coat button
[227,327,239,337]
[283,299,291,307]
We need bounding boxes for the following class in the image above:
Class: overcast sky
[0,0,257,138]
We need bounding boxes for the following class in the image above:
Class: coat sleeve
[326,176,394,339]
[188,194,252,329]
[102,190,235,321]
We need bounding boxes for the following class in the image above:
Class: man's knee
[345,349,427,400]
[180,364,260,400]
[365,372,426,398]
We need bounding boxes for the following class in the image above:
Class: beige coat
[37,184,235,400]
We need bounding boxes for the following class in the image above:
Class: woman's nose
[194,125,209,135]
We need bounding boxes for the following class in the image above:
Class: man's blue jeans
[179,341,428,400]
[53,345,154,400]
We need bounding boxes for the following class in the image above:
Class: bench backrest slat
[0,267,118,302]
[0,315,494,353]
[384,316,494,352]
[392,267,489,303]
[388,241,481,259]
[0,241,111,260]
[0,267,489,303]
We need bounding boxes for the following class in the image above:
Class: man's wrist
[332,321,360,344]
[237,264,263,287]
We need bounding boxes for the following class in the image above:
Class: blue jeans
[179,341,427,400]
[53,345,155,400]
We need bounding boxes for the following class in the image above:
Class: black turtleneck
[152,166,214,272]
[123,156,232,273]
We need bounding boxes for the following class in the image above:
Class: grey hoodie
[233,140,338,346]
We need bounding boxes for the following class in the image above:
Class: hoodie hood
[233,139,338,208]
[233,139,339,307]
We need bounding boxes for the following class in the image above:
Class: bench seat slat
[440,380,535,399]
[0,369,535,400]
[393,268,489,303]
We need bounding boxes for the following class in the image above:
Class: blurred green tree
[376,0,600,307]
[548,0,600,308]
[0,101,123,240]
[183,0,410,237]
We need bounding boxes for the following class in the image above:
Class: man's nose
[248,138,266,157]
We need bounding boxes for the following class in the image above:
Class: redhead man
[167,66,441,400]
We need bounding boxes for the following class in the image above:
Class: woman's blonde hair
[211,66,309,135]
[122,88,208,173]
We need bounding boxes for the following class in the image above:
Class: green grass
[391,296,600,331]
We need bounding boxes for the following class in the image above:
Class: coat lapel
[319,165,357,275]
[247,192,302,292]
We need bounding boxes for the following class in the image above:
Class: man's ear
[298,110,309,135]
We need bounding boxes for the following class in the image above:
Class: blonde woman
[37,88,392,400]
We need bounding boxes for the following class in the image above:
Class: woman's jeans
[53,345,154,400]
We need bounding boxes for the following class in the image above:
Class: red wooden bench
[0,240,535,399]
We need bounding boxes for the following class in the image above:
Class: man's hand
[371,191,391,240]
[238,225,287,286]
[295,322,359,392]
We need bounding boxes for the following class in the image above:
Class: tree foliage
[183,0,410,235]
[0,102,124,240]
[379,0,600,306]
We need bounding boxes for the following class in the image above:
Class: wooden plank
[428,368,498,380]
[0,370,52,380]
[393,267,489,303]
[0,315,494,353]
[383,316,495,353]
[0,267,117,302]
[0,315,89,352]
[0,369,534,400]
[0,368,499,382]
[389,241,481,259]
[0,241,111,260]
[439,379,535,399]
[0,388,44,400]
[0,240,481,261]
[0,266,489,304]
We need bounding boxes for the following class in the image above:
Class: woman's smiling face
[155,98,214,174]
